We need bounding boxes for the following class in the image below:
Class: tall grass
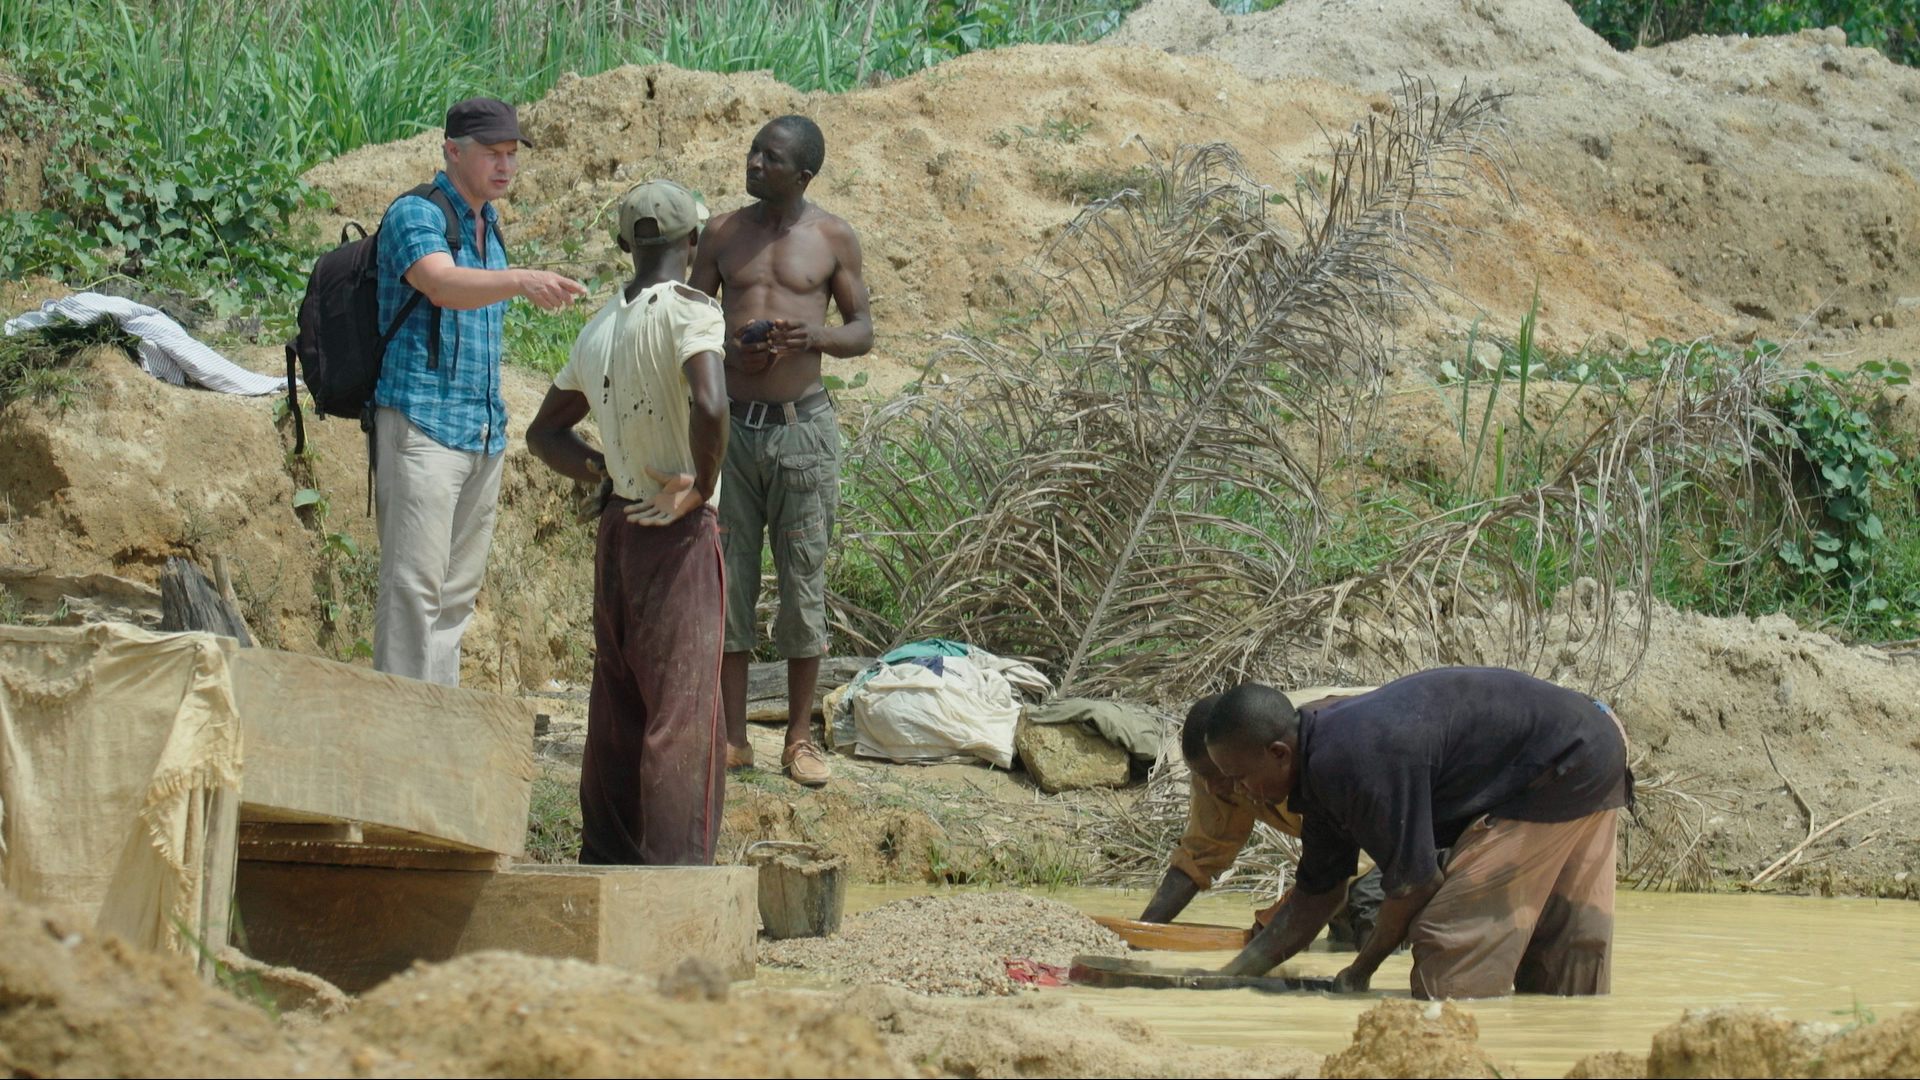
[2,0,1132,171]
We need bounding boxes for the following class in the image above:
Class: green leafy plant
[1573,0,1918,66]
[1770,360,1909,584]
[0,84,324,315]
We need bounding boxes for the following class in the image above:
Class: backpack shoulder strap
[385,182,464,373]
[415,183,463,255]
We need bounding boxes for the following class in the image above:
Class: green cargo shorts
[718,401,841,658]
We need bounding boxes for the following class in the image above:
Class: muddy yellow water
[839,885,1920,1075]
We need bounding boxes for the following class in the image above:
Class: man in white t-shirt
[525,179,730,865]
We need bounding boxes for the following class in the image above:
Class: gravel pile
[759,892,1125,996]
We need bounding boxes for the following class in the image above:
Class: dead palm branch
[839,78,1513,695]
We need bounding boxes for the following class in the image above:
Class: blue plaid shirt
[373,171,510,455]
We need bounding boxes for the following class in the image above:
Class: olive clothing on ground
[1408,808,1618,998]
[553,281,727,505]
[719,398,841,658]
[1290,666,1632,899]
[579,503,726,866]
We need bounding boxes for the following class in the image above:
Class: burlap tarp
[0,622,240,955]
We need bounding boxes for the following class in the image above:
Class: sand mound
[760,891,1124,995]
[1406,586,1920,889]
[0,346,591,689]
[1117,0,1920,336]
[1320,999,1508,1078]
[841,983,1318,1077]
[1566,1005,1920,1078]
[0,894,321,1078]
[304,43,1728,363]
[339,952,898,1078]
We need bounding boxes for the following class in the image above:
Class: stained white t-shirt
[554,281,726,504]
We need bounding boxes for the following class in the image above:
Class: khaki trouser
[718,402,840,658]
[1407,809,1618,999]
[372,407,503,686]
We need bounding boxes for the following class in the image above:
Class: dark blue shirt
[1290,667,1632,898]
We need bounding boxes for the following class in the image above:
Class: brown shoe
[726,743,756,770]
[782,741,831,787]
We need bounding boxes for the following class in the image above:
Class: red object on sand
[1004,958,1070,987]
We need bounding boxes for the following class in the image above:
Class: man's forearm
[817,316,873,358]
[527,427,603,485]
[1341,879,1439,982]
[1139,868,1202,924]
[414,266,529,310]
[1220,883,1346,977]
[689,404,726,500]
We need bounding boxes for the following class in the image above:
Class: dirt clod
[1321,999,1510,1079]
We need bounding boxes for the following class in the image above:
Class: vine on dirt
[1770,360,1911,590]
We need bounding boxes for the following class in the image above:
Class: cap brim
[463,126,534,148]
[628,226,697,247]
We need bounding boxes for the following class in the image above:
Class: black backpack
[283,183,504,457]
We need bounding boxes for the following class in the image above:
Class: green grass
[504,301,594,377]
[2,0,1137,174]
[1034,162,1156,203]
[0,316,135,410]
[524,770,582,863]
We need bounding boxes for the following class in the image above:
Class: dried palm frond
[1291,346,1802,692]
[838,78,1512,695]
[1620,759,1735,892]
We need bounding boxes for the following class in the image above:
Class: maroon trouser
[579,502,726,866]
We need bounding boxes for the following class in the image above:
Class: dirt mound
[841,984,1318,1077]
[1320,999,1508,1078]
[761,891,1124,995]
[1413,586,1920,888]
[1566,1005,1920,1078]
[0,346,591,690]
[1116,0,1920,337]
[305,44,1727,363]
[340,952,898,1077]
[0,894,323,1078]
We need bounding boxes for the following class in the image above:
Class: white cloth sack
[4,292,285,396]
[848,650,1051,769]
[0,623,241,955]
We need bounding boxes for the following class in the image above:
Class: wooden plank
[744,657,873,723]
[233,862,757,993]
[237,840,506,872]
[231,648,535,856]
[159,556,253,645]
[197,783,239,978]
[1069,955,1338,994]
[240,821,364,844]
[1091,915,1252,952]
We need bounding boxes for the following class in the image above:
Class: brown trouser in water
[1407,808,1618,998]
[579,502,726,866]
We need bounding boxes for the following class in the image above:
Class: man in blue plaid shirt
[372,97,586,685]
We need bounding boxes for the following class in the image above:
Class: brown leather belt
[729,388,832,429]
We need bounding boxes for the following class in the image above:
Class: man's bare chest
[721,233,834,295]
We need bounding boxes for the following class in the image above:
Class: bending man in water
[1207,667,1632,998]
[1141,688,1387,952]
[691,114,873,787]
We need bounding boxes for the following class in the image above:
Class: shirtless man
[690,114,874,786]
